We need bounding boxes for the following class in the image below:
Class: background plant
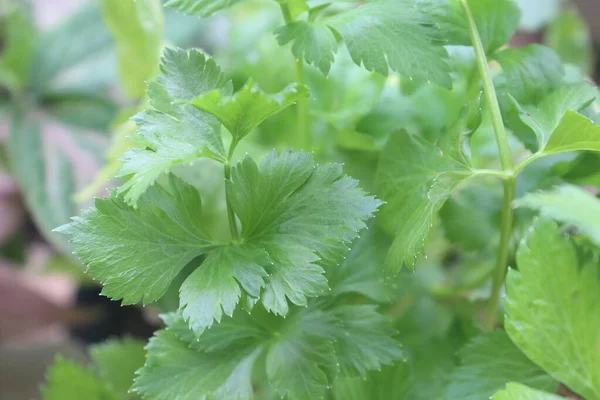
[2,0,599,399]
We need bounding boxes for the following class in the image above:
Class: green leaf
[306,52,386,130]
[133,329,262,400]
[117,47,228,205]
[440,183,502,251]
[494,45,565,105]
[515,185,600,247]
[56,174,218,305]
[510,82,598,155]
[275,21,339,75]
[179,244,269,333]
[8,113,106,253]
[99,0,164,98]
[61,151,379,333]
[136,305,400,400]
[190,78,310,144]
[332,363,411,400]
[90,338,147,399]
[228,151,380,316]
[327,226,394,302]
[442,0,521,54]
[163,0,242,17]
[328,0,451,87]
[506,218,600,400]
[443,331,557,400]
[376,130,472,273]
[545,7,595,75]
[492,383,564,400]
[266,310,339,400]
[42,357,118,400]
[330,305,402,377]
[543,111,600,155]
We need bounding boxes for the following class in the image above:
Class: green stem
[460,0,516,330]
[224,162,239,241]
[460,0,513,172]
[484,178,515,329]
[279,3,310,150]
[224,140,240,240]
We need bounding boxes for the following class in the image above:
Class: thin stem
[460,0,516,330]
[484,178,515,329]
[471,168,512,180]
[279,2,310,150]
[224,162,239,241]
[513,152,543,176]
[224,139,240,240]
[459,0,513,172]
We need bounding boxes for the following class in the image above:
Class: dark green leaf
[56,174,218,305]
[376,130,472,273]
[444,331,557,400]
[328,0,451,87]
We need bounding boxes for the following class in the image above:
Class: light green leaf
[515,185,600,247]
[42,357,118,400]
[376,130,472,273]
[494,45,564,105]
[543,111,600,155]
[90,338,147,400]
[492,383,564,400]
[56,174,218,305]
[100,0,164,98]
[163,0,242,17]
[545,7,595,75]
[275,21,338,75]
[117,47,228,205]
[328,0,451,87]
[444,331,557,400]
[442,0,521,54]
[190,78,310,144]
[179,244,269,333]
[228,151,381,315]
[506,218,600,400]
[510,82,598,156]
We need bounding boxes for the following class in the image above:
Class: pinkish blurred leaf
[0,172,24,243]
[8,112,109,252]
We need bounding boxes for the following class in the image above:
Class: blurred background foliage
[0,0,599,398]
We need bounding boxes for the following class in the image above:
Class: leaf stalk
[459,0,516,329]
